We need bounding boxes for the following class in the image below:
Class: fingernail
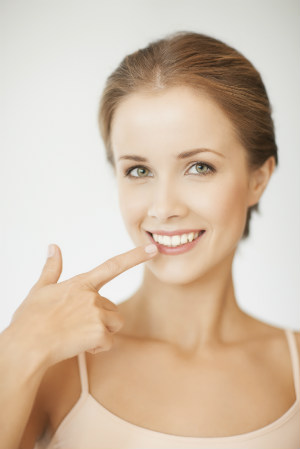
[47,244,55,258]
[144,244,158,254]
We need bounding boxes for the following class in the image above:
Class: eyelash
[123,162,216,179]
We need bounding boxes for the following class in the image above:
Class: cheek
[191,176,248,233]
[118,186,146,226]
[213,177,249,242]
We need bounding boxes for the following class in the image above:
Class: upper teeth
[152,232,200,247]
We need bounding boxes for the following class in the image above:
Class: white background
[1,0,299,332]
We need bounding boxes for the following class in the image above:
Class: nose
[147,177,187,221]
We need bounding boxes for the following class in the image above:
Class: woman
[1,31,299,449]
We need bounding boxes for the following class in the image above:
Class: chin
[145,259,210,286]
[144,239,237,286]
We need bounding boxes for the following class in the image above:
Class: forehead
[110,86,241,157]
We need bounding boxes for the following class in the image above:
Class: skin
[18,85,300,446]
[110,85,276,354]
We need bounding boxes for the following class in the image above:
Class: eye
[124,165,153,178]
[187,162,215,176]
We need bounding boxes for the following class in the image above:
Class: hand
[10,243,158,366]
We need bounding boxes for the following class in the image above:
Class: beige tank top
[35,329,300,449]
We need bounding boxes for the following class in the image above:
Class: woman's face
[110,86,255,284]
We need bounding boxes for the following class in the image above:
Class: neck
[121,251,250,355]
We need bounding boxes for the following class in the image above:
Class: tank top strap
[77,351,89,396]
[285,329,300,401]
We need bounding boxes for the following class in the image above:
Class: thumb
[35,244,63,288]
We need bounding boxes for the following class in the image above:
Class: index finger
[82,244,158,291]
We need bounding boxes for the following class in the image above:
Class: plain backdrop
[1,0,299,332]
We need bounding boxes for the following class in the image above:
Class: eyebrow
[118,148,225,162]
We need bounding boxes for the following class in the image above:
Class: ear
[247,156,276,207]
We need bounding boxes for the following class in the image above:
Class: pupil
[196,164,206,173]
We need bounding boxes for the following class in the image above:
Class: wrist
[1,322,53,376]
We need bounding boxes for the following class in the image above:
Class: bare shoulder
[294,329,300,354]
[241,315,299,363]
[20,356,80,449]
[243,314,298,342]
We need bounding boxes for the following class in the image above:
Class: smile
[146,230,206,255]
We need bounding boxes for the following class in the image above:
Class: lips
[145,229,206,255]
[146,229,204,236]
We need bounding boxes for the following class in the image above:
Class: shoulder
[260,322,300,369]
[244,314,299,344]
[293,330,300,356]
[242,316,299,362]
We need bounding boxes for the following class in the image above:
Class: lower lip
[147,231,206,255]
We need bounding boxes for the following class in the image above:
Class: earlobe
[247,156,276,207]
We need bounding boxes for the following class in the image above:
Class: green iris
[137,167,149,177]
[195,163,209,174]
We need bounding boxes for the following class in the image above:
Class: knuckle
[117,314,125,327]
[110,322,123,334]
[100,335,113,351]
[63,276,91,296]
[102,258,121,275]
[107,314,125,333]
[61,278,79,292]
[84,293,99,313]
[97,307,107,322]
[96,328,113,349]
[97,296,118,312]
[89,291,101,305]
[72,273,88,286]
[59,282,79,302]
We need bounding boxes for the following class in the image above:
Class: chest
[49,338,296,438]
[84,341,295,437]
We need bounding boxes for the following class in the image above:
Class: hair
[98,31,278,240]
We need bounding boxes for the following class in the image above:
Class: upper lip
[146,229,205,236]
